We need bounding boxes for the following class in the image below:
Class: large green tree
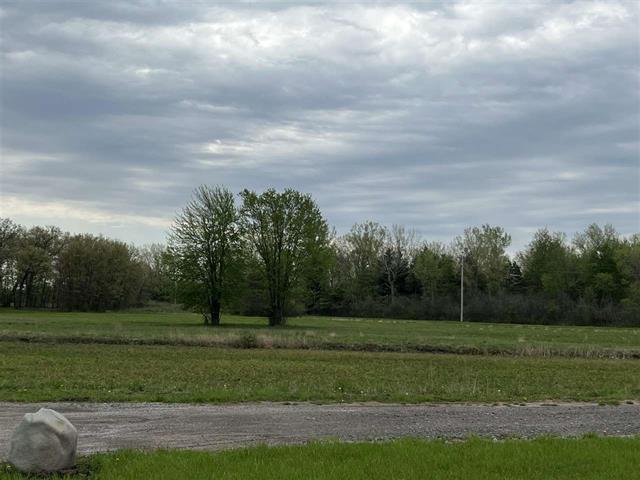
[169,185,241,325]
[240,188,329,326]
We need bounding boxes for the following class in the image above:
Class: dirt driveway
[1,402,638,456]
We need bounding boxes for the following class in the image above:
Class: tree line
[0,219,170,311]
[1,185,638,326]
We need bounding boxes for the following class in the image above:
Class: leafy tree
[240,188,329,326]
[13,225,64,308]
[169,185,241,325]
[0,218,23,307]
[302,228,337,314]
[573,224,622,303]
[414,242,457,302]
[343,221,386,299]
[56,234,144,311]
[322,234,353,312]
[518,228,576,297]
[615,234,640,308]
[454,224,511,295]
[135,244,174,303]
[380,225,418,303]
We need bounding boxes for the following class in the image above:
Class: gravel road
[1,402,638,456]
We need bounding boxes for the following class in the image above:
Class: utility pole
[460,255,464,322]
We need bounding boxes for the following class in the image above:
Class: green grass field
[1,341,638,403]
[1,312,638,477]
[1,309,639,357]
[1,437,638,479]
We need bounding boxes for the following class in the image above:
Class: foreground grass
[2,437,639,479]
[1,310,639,358]
[1,341,638,403]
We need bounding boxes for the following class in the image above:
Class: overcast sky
[1,0,638,250]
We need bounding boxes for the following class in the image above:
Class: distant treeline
[0,191,638,326]
[0,219,168,311]
[317,222,640,327]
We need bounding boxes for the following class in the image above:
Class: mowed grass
[2,437,639,479]
[1,309,639,357]
[1,341,638,403]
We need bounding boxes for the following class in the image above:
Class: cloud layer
[1,1,638,248]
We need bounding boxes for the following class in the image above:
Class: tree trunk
[269,303,286,326]
[210,298,221,326]
[387,271,396,304]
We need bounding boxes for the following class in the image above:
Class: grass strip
[1,341,638,403]
[1,436,639,479]
[2,310,640,359]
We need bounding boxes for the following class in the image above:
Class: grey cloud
[1,1,638,249]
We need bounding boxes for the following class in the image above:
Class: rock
[8,408,77,473]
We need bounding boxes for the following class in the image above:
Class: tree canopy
[169,185,241,325]
[240,188,330,326]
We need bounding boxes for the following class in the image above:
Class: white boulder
[8,408,77,473]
